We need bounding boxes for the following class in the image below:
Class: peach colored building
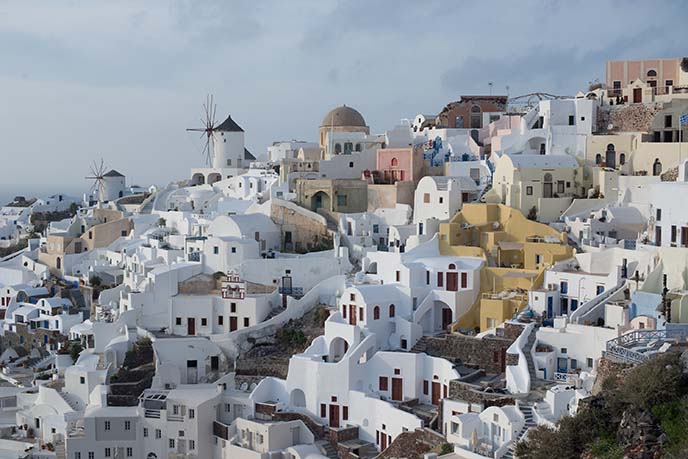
[375,146,425,184]
[606,58,685,95]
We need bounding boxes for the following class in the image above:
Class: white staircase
[503,402,536,459]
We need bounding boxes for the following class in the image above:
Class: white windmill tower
[187,95,248,181]
[85,159,108,205]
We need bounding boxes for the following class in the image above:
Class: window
[156,429,162,439]
[373,306,380,320]
[561,348,567,354]
[224,403,231,412]
[75,454,81,459]
[213,246,219,255]
[104,421,111,431]
[672,225,677,243]
[438,196,443,204]
[105,448,111,457]
[568,115,574,126]
[666,79,673,87]
[189,409,195,419]
[647,69,657,77]
[656,208,662,221]
[126,449,133,457]
[570,359,577,369]
[176,317,182,326]
[231,247,236,253]
[423,380,429,395]
[557,181,564,194]
[201,317,207,326]
[190,440,196,450]
[526,186,533,196]
[321,404,327,417]
[144,427,148,437]
[337,195,347,207]
[350,293,355,301]
[560,281,568,294]
[178,430,185,437]
[595,153,602,165]
[389,304,395,317]
[359,307,364,321]
[89,453,94,459]
[395,271,400,282]
[169,439,175,449]
[423,193,430,203]
[244,317,249,327]
[218,315,223,326]
[231,303,236,313]
[619,153,625,165]
[343,406,349,420]
[596,285,605,295]
[587,358,594,368]
[80,376,85,384]
[125,421,131,430]
[373,224,379,233]
[379,376,388,391]
[437,272,443,287]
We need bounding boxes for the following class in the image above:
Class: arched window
[391,157,399,167]
[344,142,353,153]
[647,69,657,77]
[619,153,626,165]
[373,306,380,320]
[389,304,395,318]
[653,159,662,176]
[471,105,481,113]
[56,257,61,270]
[334,143,342,154]
[606,143,615,152]
[595,154,602,165]
[448,263,456,270]
[544,173,553,182]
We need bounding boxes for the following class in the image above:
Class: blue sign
[680,114,688,126]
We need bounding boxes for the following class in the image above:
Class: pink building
[375,147,425,184]
[606,58,683,95]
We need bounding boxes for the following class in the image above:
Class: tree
[69,342,83,363]
[68,202,79,215]
[681,57,688,73]
[527,206,538,221]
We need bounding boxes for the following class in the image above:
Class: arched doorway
[311,191,331,211]
[543,173,553,198]
[191,173,205,185]
[207,173,222,185]
[605,144,616,168]
[290,389,306,408]
[328,337,349,362]
[653,159,662,176]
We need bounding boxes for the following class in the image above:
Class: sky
[0,0,686,200]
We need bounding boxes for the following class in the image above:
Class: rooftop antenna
[186,94,218,166]
[85,159,107,202]
[488,82,493,96]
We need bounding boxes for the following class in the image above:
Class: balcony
[278,286,304,298]
[213,420,230,440]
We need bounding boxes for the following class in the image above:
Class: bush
[619,353,684,411]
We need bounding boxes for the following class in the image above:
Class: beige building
[294,178,368,216]
[38,209,133,277]
[318,105,370,150]
[489,154,581,222]
[606,58,688,96]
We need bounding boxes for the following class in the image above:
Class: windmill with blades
[85,159,126,205]
[187,95,254,185]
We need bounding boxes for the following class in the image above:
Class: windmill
[187,94,218,166]
[85,159,108,202]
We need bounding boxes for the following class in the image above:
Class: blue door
[570,299,578,311]
[557,357,568,373]
[546,297,553,317]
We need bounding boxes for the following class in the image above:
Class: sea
[0,185,85,206]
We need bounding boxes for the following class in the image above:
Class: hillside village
[0,57,688,459]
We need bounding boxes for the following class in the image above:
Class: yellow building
[439,203,574,331]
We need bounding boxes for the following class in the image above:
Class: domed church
[318,105,370,150]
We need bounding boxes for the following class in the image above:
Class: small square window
[231,247,237,253]
[244,317,249,327]
[176,317,182,325]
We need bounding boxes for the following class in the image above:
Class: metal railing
[278,286,304,298]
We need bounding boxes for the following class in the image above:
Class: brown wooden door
[349,305,357,325]
[461,272,467,288]
[329,404,339,428]
[187,318,195,335]
[431,382,441,405]
[446,272,458,291]
[633,87,642,103]
[229,316,238,331]
[391,378,403,401]
[442,308,453,330]
[381,432,387,450]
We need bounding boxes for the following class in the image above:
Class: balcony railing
[278,286,304,298]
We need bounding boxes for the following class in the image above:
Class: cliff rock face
[617,409,667,459]
[596,104,662,133]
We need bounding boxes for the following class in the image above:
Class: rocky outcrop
[617,409,667,459]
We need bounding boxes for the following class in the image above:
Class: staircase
[524,329,537,383]
[503,403,536,458]
[59,391,82,411]
[54,441,66,459]
[410,336,432,354]
[317,440,339,459]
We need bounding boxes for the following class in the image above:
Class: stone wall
[271,200,333,253]
[448,380,515,407]
[596,104,662,133]
[330,425,359,445]
[272,412,326,439]
[3,324,66,354]
[377,428,446,459]
[415,333,515,373]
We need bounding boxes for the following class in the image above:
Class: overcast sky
[0,0,685,196]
